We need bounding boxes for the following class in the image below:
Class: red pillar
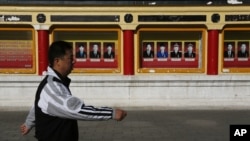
[38,30,49,75]
[123,30,134,75]
[207,30,219,75]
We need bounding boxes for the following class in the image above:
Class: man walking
[20,41,127,141]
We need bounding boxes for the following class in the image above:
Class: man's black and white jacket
[24,66,115,141]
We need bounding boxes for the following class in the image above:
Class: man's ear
[53,58,60,66]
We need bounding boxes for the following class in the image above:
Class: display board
[0,28,35,73]
[137,28,205,73]
[53,28,121,73]
[222,28,250,73]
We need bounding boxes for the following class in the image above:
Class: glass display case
[0,28,35,73]
[53,28,121,73]
[222,28,250,73]
[137,28,206,73]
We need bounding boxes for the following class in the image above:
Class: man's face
[107,46,112,52]
[93,45,98,52]
[146,44,151,51]
[174,45,179,52]
[241,44,246,52]
[187,46,193,53]
[79,46,84,52]
[57,49,75,77]
[227,44,232,51]
[160,46,165,52]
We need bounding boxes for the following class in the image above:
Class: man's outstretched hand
[114,109,127,121]
[20,124,31,136]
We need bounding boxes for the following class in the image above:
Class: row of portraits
[72,42,116,59]
[142,41,197,59]
[224,41,249,58]
[73,41,250,59]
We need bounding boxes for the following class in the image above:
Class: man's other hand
[114,109,127,121]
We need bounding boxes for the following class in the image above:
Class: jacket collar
[47,66,71,87]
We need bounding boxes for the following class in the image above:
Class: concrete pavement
[1,110,250,141]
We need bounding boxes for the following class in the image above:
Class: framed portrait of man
[142,42,154,61]
[170,42,182,61]
[184,42,196,61]
[103,42,115,61]
[89,42,101,61]
[156,42,168,61]
[75,42,87,61]
[237,41,249,60]
[223,42,235,61]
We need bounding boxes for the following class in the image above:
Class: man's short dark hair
[48,41,73,67]
[106,44,112,48]
[146,43,151,46]
[79,44,84,48]
[159,43,165,47]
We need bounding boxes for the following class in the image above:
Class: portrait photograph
[156,42,168,59]
[142,42,154,59]
[89,42,101,59]
[223,42,235,61]
[170,42,182,60]
[184,42,196,59]
[237,41,249,59]
[75,42,87,60]
[103,42,115,60]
